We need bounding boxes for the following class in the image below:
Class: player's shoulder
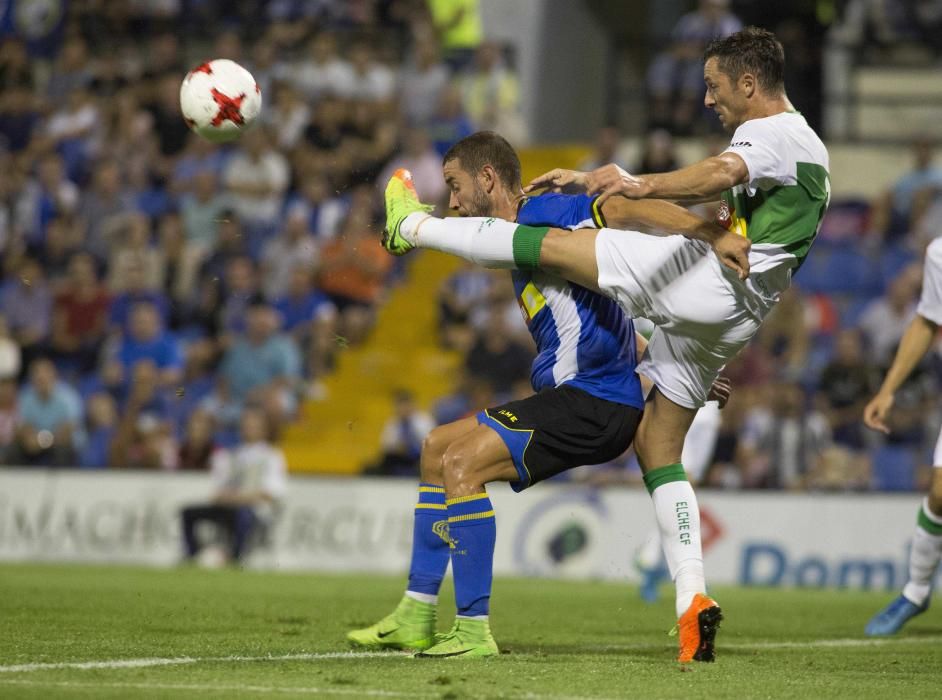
[518,192,599,229]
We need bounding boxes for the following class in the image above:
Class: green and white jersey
[719,111,830,280]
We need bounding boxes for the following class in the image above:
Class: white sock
[649,478,706,618]
[405,590,438,605]
[902,499,942,606]
[402,213,519,269]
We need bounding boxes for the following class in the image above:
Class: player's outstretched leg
[865,496,941,636]
[347,483,450,650]
[382,169,435,255]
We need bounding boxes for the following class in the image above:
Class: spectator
[580,125,629,172]
[458,42,526,143]
[0,256,52,373]
[222,127,290,233]
[738,382,831,490]
[859,263,922,366]
[9,358,83,466]
[289,174,347,241]
[45,36,93,101]
[180,405,287,564]
[79,392,117,468]
[318,208,393,344]
[36,216,83,287]
[260,209,321,301]
[754,287,811,380]
[426,83,475,157]
[344,42,397,103]
[870,138,942,240]
[366,390,435,476]
[288,32,353,102]
[180,170,230,255]
[646,0,742,133]
[265,82,312,151]
[0,314,21,380]
[108,263,170,333]
[108,213,163,293]
[178,409,217,471]
[109,359,178,469]
[15,153,80,247]
[274,266,337,387]
[400,38,450,126]
[218,256,262,337]
[438,261,493,351]
[217,300,302,427]
[817,328,876,450]
[0,376,18,461]
[464,312,533,397]
[635,129,679,174]
[427,0,484,71]
[49,252,110,375]
[379,127,448,207]
[110,301,184,389]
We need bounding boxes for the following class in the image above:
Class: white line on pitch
[0,651,403,674]
[2,635,939,676]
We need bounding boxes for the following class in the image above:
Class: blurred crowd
[0,0,524,469]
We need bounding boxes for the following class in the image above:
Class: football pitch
[1,564,939,699]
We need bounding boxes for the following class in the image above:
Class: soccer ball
[179,59,262,143]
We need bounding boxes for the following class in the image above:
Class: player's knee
[441,443,483,494]
[419,428,448,484]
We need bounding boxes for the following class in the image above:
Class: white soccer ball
[179,59,262,143]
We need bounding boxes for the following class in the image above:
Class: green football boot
[414,617,499,659]
[382,168,434,255]
[347,596,437,651]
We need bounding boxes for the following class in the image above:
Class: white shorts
[595,229,779,408]
[933,426,942,467]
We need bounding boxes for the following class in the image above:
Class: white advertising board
[0,469,934,591]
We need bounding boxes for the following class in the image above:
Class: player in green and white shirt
[381,27,827,663]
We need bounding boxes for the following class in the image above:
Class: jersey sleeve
[517,192,605,230]
[723,119,793,196]
[917,239,942,325]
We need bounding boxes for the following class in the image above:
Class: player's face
[703,57,744,132]
[443,159,492,217]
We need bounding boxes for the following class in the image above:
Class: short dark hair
[704,26,785,95]
[442,131,521,190]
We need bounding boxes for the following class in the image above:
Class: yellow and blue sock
[406,484,449,602]
[447,492,496,618]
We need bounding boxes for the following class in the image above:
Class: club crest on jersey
[716,201,748,238]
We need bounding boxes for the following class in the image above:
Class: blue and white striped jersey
[513,193,643,408]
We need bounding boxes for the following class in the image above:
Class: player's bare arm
[587,155,749,204]
[526,167,750,279]
[864,314,938,434]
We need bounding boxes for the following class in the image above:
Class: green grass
[1,564,940,699]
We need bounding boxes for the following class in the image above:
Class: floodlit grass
[1,563,940,698]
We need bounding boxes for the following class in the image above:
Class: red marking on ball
[191,62,214,75]
[210,88,246,127]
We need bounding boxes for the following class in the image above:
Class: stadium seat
[870,445,917,491]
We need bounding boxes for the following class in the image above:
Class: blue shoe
[634,555,668,604]
[865,594,929,636]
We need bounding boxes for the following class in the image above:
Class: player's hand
[713,232,751,280]
[524,168,588,193]
[863,392,894,434]
[707,375,732,409]
[585,164,652,205]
